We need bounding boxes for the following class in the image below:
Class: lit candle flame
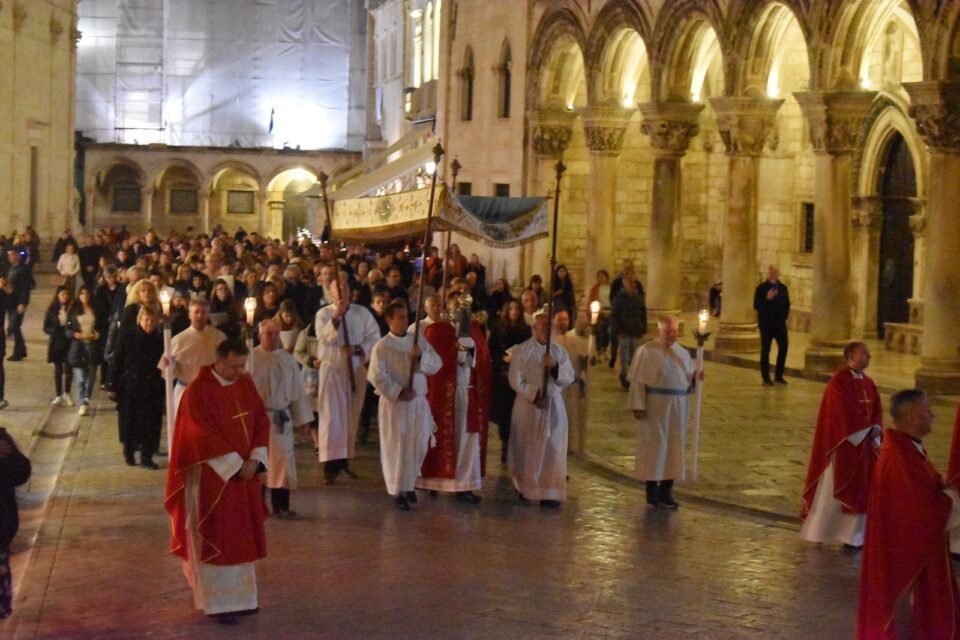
[698,308,709,333]
[590,300,601,325]
[244,297,257,326]
[159,289,171,317]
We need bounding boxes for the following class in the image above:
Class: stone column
[582,105,634,291]
[794,91,877,373]
[527,108,575,281]
[638,101,704,318]
[142,187,153,230]
[84,188,95,233]
[850,196,883,338]
[710,97,783,353]
[908,203,926,321]
[257,192,268,235]
[903,81,960,393]
[199,189,211,233]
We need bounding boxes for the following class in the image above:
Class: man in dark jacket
[610,271,647,389]
[0,426,31,618]
[78,235,105,290]
[5,250,32,361]
[754,264,791,385]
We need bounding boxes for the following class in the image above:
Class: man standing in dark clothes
[754,265,790,386]
[78,235,104,290]
[5,250,31,361]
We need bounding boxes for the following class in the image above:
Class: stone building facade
[368,0,960,392]
[0,0,79,240]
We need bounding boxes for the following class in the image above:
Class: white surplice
[181,369,268,615]
[251,347,312,490]
[314,304,381,462]
[160,325,226,453]
[554,329,588,453]
[507,337,575,501]
[627,340,695,481]
[367,331,442,496]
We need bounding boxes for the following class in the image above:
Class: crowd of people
[7,224,959,636]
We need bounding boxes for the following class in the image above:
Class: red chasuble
[856,428,960,639]
[164,365,271,566]
[801,368,883,520]
[420,321,459,479]
[945,403,960,490]
[470,323,492,478]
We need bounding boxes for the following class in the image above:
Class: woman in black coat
[486,298,532,463]
[43,287,74,406]
[111,305,165,469]
[0,426,30,618]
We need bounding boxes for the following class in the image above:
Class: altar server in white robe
[508,312,575,507]
[367,300,442,510]
[551,309,588,453]
[251,320,312,518]
[314,275,381,483]
[628,316,700,510]
[160,299,225,452]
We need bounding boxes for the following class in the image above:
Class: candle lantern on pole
[690,308,711,480]
[159,290,175,448]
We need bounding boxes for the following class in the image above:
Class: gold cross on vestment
[233,403,250,441]
[858,385,872,414]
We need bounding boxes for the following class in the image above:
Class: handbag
[51,274,66,287]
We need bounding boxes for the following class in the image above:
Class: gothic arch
[856,97,926,198]
[145,158,204,192]
[818,0,923,91]
[585,1,653,106]
[527,3,589,111]
[208,161,263,192]
[727,1,812,97]
[650,0,727,102]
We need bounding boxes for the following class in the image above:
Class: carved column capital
[709,97,784,157]
[904,82,960,152]
[851,196,883,232]
[637,101,703,156]
[581,104,634,155]
[793,91,877,154]
[529,108,576,159]
[12,2,26,32]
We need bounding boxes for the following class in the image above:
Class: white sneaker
[78,404,88,416]
[51,395,62,406]
[62,395,75,407]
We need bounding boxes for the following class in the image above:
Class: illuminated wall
[76,0,366,150]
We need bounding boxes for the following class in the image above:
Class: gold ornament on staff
[319,171,356,393]
[408,141,445,390]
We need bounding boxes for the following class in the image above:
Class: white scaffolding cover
[76,0,353,149]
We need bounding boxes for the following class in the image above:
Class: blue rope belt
[646,386,688,396]
[272,409,291,434]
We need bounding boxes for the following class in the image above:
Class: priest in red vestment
[417,293,492,502]
[801,341,882,546]
[946,402,960,554]
[164,337,271,625]
[857,389,960,639]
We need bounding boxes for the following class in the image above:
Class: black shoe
[659,481,679,510]
[212,613,240,625]
[428,490,439,497]
[237,608,259,617]
[645,481,660,508]
[124,453,136,466]
[140,458,159,470]
[405,490,418,504]
[342,466,360,479]
[843,543,863,552]
[539,499,561,508]
[619,375,629,390]
[6,355,23,362]
[762,379,774,386]
[456,491,481,504]
[275,509,297,520]
[517,491,530,503]
[774,378,787,385]
[608,356,616,369]
[395,495,410,510]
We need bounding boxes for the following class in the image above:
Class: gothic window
[112,184,141,212]
[460,47,475,121]
[496,41,512,119]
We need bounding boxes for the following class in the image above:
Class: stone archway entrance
[877,132,916,338]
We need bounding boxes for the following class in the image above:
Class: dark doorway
[876,132,916,338]
[282,177,312,242]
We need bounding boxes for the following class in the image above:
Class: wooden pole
[540,160,566,401]
[319,171,356,393]
[408,141,445,390]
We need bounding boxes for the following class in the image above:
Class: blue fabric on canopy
[454,196,546,223]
